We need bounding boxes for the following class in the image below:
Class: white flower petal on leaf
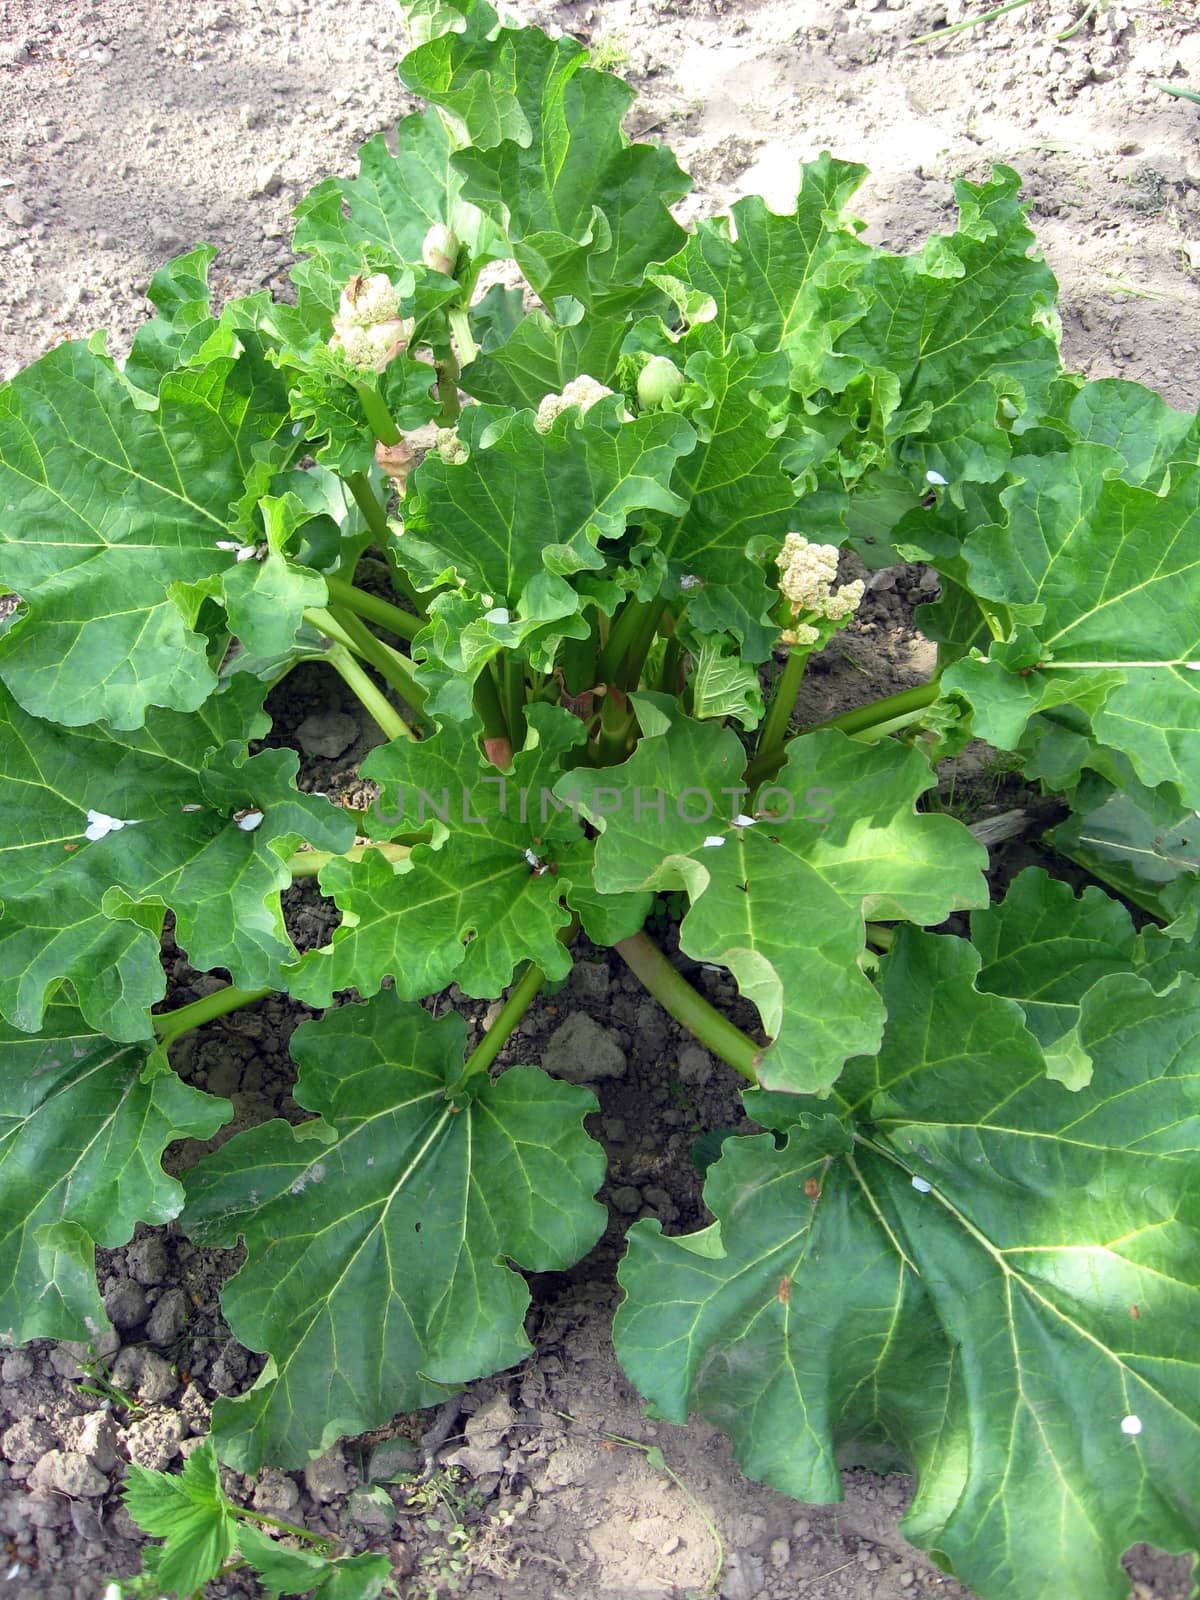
[483,607,510,626]
[702,835,726,849]
[926,469,948,486]
[84,809,140,842]
[911,1175,933,1193]
[235,809,265,832]
[1120,1415,1142,1435]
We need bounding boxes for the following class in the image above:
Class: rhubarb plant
[1,1,1199,1596]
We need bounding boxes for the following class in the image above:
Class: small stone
[145,1288,190,1345]
[1183,240,1200,271]
[104,1278,149,1331]
[90,47,114,66]
[676,1042,713,1086]
[660,1534,682,1556]
[1,1352,33,1383]
[180,1383,211,1436]
[69,1499,105,1542]
[126,1236,170,1285]
[27,1491,72,1529]
[634,998,668,1053]
[210,1344,249,1394]
[254,164,283,197]
[304,1444,352,1503]
[149,218,184,252]
[124,1411,186,1470]
[111,1346,177,1405]
[445,1442,507,1477]
[205,1055,242,1098]
[465,1393,516,1449]
[29,1450,108,1499]
[609,1185,643,1215]
[347,1485,395,1533]
[720,1551,765,1600]
[792,1517,811,1538]
[542,1012,627,1083]
[769,1537,790,1569]
[240,105,266,129]
[68,1412,119,1473]
[48,1345,85,1379]
[368,1437,421,1481]
[295,710,359,759]
[3,196,33,227]
[568,960,609,1002]
[252,1468,301,1517]
[2,1418,55,1469]
[899,1573,916,1589]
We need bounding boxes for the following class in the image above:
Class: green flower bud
[637,355,684,410]
[422,224,461,278]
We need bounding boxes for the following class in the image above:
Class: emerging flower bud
[337,272,403,329]
[535,374,618,432]
[637,355,684,410]
[329,317,414,372]
[781,623,820,647]
[775,532,864,643]
[329,273,414,371]
[435,426,469,465]
[422,223,461,278]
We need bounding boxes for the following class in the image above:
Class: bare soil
[1,0,1198,1597]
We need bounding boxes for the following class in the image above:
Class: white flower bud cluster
[534,374,617,433]
[435,426,469,465]
[328,273,414,372]
[776,533,864,647]
[422,224,460,278]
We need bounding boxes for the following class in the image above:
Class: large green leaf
[947,447,1200,803]
[970,866,1138,1084]
[0,1007,229,1344]
[122,245,225,396]
[631,332,801,658]
[835,166,1061,483]
[288,704,644,1007]
[462,305,628,409]
[1051,774,1200,921]
[404,398,695,600]
[1061,377,1200,489]
[400,398,696,710]
[0,676,354,1039]
[616,929,1200,1600]
[291,109,497,316]
[560,699,987,1091]
[401,0,690,314]
[662,153,871,393]
[181,990,606,1469]
[0,340,299,727]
